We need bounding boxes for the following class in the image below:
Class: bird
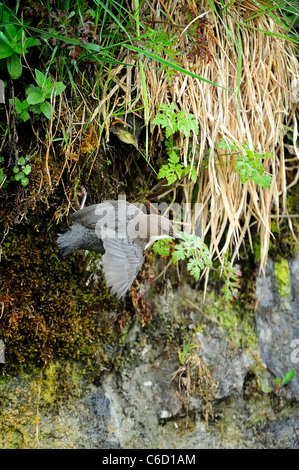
[58,199,184,299]
[110,113,143,149]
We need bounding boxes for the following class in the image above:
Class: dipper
[58,199,184,299]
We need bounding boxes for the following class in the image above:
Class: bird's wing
[70,202,114,229]
[70,201,143,231]
[102,231,143,299]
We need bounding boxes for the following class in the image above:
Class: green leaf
[261,384,273,393]
[177,111,199,137]
[21,177,29,186]
[26,84,39,95]
[22,164,31,175]
[13,44,23,55]
[35,69,46,87]
[281,370,295,386]
[275,377,280,387]
[18,157,26,165]
[28,103,42,114]
[7,53,22,79]
[172,244,187,262]
[153,238,172,257]
[0,30,12,47]
[24,37,40,48]
[13,166,19,173]
[0,43,13,59]
[27,90,44,105]
[187,258,202,281]
[19,110,30,122]
[40,101,52,119]
[54,81,66,95]
[4,24,17,41]
[14,172,23,180]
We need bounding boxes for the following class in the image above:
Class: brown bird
[110,113,143,149]
[58,199,184,299]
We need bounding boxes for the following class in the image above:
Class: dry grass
[93,0,299,271]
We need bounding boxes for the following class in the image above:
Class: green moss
[269,184,299,259]
[0,220,123,374]
[274,258,291,298]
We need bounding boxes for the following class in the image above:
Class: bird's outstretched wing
[70,200,143,232]
[102,231,143,299]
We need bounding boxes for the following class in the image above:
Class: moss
[203,289,258,353]
[269,183,299,260]
[274,258,291,298]
[0,218,123,374]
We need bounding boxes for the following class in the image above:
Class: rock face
[0,257,299,449]
[255,255,299,400]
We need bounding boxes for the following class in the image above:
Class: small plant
[0,11,40,79]
[153,232,212,282]
[219,257,242,302]
[216,139,273,188]
[10,97,30,122]
[178,341,198,366]
[153,103,199,185]
[10,70,66,121]
[0,157,8,189]
[25,69,66,119]
[262,370,296,394]
[11,155,32,186]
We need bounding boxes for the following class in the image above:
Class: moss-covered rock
[274,258,291,298]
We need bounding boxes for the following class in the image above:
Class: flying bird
[58,199,184,299]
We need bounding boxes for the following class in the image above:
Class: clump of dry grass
[96,0,298,272]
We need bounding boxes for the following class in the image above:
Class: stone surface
[255,255,299,400]
[1,259,299,448]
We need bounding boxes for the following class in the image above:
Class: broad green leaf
[54,81,66,94]
[4,24,17,41]
[24,37,40,48]
[0,43,13,59]
[18,157,26,165]
[40,101,52,119]
[35,69,46,87]
[21,177,29,186]
[7,53,22,79]
[22,164,31,175]
[14,172,23,180]
[0,31,12,47]
[261,384,273,393]
[13,44,23,54]
[19,109,30,122]
[29,103,42,114]
[282,370,295,386]
[27,90,44,104]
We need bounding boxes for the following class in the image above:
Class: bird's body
[111,114,143,149]
[58,200,183,299]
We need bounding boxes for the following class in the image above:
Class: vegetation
[262,370,296,394]
[0,0,298,372]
